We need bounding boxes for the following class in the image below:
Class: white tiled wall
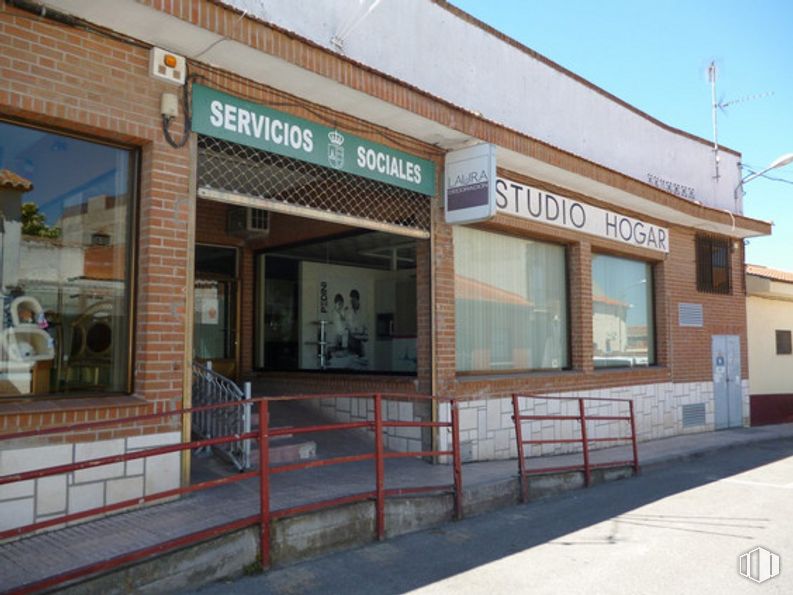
[437,380,750,462]
[300,380,749,464]
[307,397,424,454]
[0,431,181,537]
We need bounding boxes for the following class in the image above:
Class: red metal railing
[511,393,639,502]
[0,393,462,594]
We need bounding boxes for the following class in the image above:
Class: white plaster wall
[747,295,793,395]
[224,0,741,212]
[0,432,181,538]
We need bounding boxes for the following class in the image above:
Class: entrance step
[250,438,317,467]
[248,420,316,466]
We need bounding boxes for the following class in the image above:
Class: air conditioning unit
[227,207,270,238]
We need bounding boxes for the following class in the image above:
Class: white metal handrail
[191,361,252,470]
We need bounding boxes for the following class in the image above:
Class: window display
[256,231,419,374]
[0,121,134,396]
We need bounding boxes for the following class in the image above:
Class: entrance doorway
[194,132,433,390]
[712,334,742,429]
[193,244,239,379]
[255,229,419,375]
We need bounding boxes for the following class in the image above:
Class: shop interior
[193,200,425,384]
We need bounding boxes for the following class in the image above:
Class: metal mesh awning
[197,135,432,237]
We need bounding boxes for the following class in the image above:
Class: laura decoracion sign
[444,143,497,224]
[495,178,669,253]
[191,84,435,196]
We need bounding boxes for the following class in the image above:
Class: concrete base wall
[0,432,181,535]
[61,466,633,594]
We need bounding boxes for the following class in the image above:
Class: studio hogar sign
[191,84,435,196]
[496,178,669,253]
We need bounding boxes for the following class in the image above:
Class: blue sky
[452,0,793,270]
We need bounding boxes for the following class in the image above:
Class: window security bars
[696,235,731,294]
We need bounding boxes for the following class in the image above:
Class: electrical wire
[2,0,440,159]
[1,0,150,49]
[162,72,206,149]
[192,8,248,59]
[756,173,793,185]
[741,166,793,186]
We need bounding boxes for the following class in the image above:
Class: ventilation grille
[682,403,706,428]
[679,303,704,327]
[197,135,431,234]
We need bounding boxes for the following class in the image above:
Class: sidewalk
[2,422,793,593]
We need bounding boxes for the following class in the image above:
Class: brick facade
[0,0,768,535]
[0,3,190,438]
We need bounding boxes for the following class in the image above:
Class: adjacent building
[746,265,793,425]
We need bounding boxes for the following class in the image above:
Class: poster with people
[300,261,373,371]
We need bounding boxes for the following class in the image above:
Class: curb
[639,428,793,473]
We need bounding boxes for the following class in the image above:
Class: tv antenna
[708,60,773,181]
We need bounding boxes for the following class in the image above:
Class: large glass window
[0,121,134,397]
[454,227,568,372]
[255,229,420,374]
[592,254,654,368]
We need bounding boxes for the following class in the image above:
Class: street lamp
[735,152,793,207]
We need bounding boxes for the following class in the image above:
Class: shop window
[454,227,568,373]
[696,235,731,294]
[592,254,655,368]
[777,330,792,355]
[0,120,135,397]
[255,230,420,374]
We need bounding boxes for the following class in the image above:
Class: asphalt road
[191,438,793,594]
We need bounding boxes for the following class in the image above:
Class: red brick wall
[666,228,748,381]
[142,0,765,238]
[0,0,753,439]
[0,4,190,437]
[434,169,748,399]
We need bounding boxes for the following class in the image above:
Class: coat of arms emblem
[327,129,345,169]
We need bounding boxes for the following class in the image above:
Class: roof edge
[433,0,740,158]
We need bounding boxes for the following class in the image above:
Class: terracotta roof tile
[0,169,33,192]
[455,275,531,306]
[746,264,793,284]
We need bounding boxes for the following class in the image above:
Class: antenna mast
[708,61,773,183]
[709,61,720,180]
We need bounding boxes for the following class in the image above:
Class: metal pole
[511,394,528,503]
[451,400,463,519]
[578,399,591,487]
[709,61,720,180]
[243,382,252,470]
[629,400,640,476]
[374,394,385,540]
[258,399,271,569]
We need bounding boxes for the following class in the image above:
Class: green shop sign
[192,84,436,196]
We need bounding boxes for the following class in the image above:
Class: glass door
[194,245,238,379]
